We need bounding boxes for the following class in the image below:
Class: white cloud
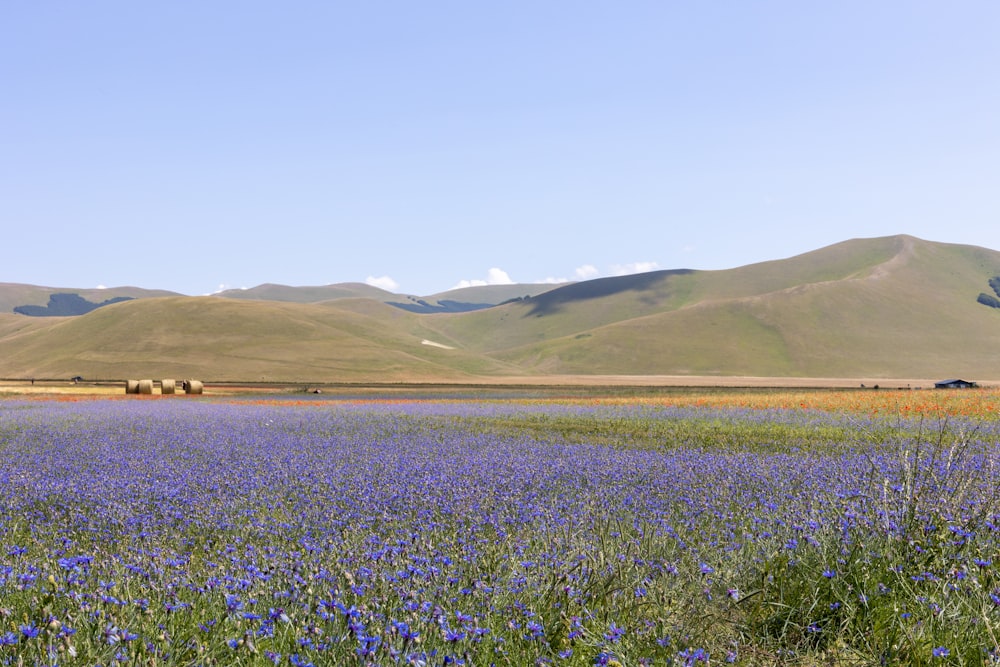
[96,284,107,290]
[486,267,513,284]
[203,283,234,296]
[366,275,399,291]
[452,267,514,290]
[610,261,660,276]
[536,265,598,284]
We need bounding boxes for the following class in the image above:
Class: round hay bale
[137,379,154,395]
[125,379,140,394]
[185,379,204,395]
[160,379,176,395]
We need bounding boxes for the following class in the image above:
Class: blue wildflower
[604,622,625,643]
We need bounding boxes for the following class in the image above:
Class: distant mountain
[2,236,999,381]
[0,284,180,315]
[214,281,564,313]
[387,284,563,313]
[423,284,566,304]
[1,281,565,316]
[14,293,134,317]
[213,282,396,303]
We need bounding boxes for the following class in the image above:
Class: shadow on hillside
[524,269,693,317]
[14,293,133,317]
[388,299,495,314]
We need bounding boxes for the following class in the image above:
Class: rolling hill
[2,235,999,382]
[214,282,564,313]
[0,296,520,382]
[0,284,180,315]
[0,281,563,315]
[213,282,396,303]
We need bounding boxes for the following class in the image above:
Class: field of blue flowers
[1,396,998,666]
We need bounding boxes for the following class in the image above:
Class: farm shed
[934,379,978,389]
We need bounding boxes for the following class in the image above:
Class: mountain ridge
[2,235,999,382]
[1,281,565,316]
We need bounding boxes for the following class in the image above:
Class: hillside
[0,296,519,382]
[387,284,562,313]
[0,281,564,316]
[1,235,999,382]
[214,282,396,303]
[474,236,1000,378]
[0,284,180,315]
[212,281,563,313]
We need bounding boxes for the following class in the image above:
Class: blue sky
[3,2,998,296]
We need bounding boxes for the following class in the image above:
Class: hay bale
[138,379,154,395]
[185,379,204,395]
[125,379,140,394]
[160,379,176,394]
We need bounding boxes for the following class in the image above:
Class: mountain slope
[0,284,180,315]
[486,236,1000,378]
[2,235,999,382]
[157,282,564,313]
[2,281,563,314]
[214,282,396,303]
[387,284,563,313]
[416,236,909,355]
[0,297,520,381]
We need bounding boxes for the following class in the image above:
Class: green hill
[475,236,1000,378]
[0,296,518,382]
[1,281,562,314]
[2,235,999,382]
[387,284,563,314]
[214,282,395,303]
[0,284,180,315]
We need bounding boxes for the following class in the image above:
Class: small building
[934,379,978,389]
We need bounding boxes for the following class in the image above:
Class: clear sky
[3,2,999,296]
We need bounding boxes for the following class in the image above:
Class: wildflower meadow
[1,389,999,665]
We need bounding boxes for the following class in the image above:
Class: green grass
[447,412,857,454]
